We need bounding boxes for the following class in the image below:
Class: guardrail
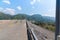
[26,21,38,40]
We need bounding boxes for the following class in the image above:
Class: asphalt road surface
[27,21,55,40]
[0,20,28,40]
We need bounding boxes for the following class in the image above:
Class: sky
[0,0,56,17]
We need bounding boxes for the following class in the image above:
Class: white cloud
[37,0,40,2]
[30,0,36,5]
[29,11,37,15]
[2,0,11,4]
[17,6,22,10]
[30,0,40,5]
[3,8,16,15]
[0,7,4,11]
[41,9,56,17]
[29,12,34,15]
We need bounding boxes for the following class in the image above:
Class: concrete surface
[27,21,55,40]
[0,20,55,40]
[0,20,28,40]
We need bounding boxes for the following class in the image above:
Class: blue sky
[0,0,56,17]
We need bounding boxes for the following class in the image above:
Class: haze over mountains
[0,12,55,24]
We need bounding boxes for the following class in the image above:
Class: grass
[32,21,55,32]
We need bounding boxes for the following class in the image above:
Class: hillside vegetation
[0,12,55,32]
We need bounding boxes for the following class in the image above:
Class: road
[0,20,28,40]
[0,20,55,40]
[27,21,55,40]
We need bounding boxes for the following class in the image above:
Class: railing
[26,21,38,40]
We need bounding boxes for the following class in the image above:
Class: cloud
[17,6,22,10]
[41,9,56,17]
[30,0,36,5]
[29,12,34,15]
[3,8,16,15]
[0,7,4,11]
[37,0,40,2]
[2,0,11,4]
[30,0,40,5]
[29,11,37,15]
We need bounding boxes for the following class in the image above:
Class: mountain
[0,12,55,24]
[0,12,12,19]
[28,14,55,23]
[13,14,31,20]
[30,14,43,22]
[42,16,55,23]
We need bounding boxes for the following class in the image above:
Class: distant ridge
[0,12,55,24]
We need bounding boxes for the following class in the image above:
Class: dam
[0,20,55,40]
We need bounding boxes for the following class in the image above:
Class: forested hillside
[0,12,55,32]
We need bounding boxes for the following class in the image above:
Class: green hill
[0,12,55,31]
[0,12,55,23]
